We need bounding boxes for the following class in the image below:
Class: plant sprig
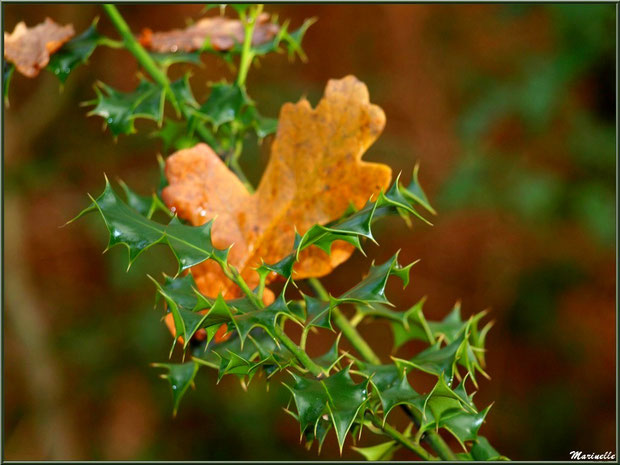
[4,3,507,460]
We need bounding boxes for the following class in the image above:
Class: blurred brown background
[3,3,616,461]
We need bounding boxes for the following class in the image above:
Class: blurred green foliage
[441,4,615,247]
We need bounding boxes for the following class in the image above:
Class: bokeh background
[3,3,616,461]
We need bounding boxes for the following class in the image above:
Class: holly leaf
[232,290,298,346]
[330,253,413,309]
[162,76,393,300]
[47,19,100,83]
[150,50,202,70]
[251,17,316,62]
[260,174,432,284]
[302,293,333,331]
[470,436,509,461]
[171,74,199,109]
[152,361,199,416]
[401,162,436,215]
[71,177,227,272]
[155,273,206,312]
[153,119,201,153]
[193,82,248,128]
[440,405,491,450]
[354,363,421,421]
[286,366,370,452]
[118,179,171,220]
[393,333,464,380]
[152,277,229,350]
[238,104,278,138]
[87,79,165,136]
[4,18,74,77]
[417,375,476,433]
[313,334,343,372]
[352,440,399,461]
[428,301,467,344]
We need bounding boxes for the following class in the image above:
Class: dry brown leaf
[139,13,278,53]
[4,18,74,78]
[162,75,392,300]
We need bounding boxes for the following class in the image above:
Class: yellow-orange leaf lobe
[163,76,392,300]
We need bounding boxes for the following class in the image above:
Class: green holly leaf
[440,405,491,450]
[152,279,218,350]
[194,82,248,128]
[302,293,333,331]
[87,79,165,135]
[152,361,199,416]
[390,297,435,350]
[233,290,298,346]
[4,61,15,106]
[150,51,202,70]
[118,179,171,219]
[352,440,399,461]
[313,334,343,372]
[260,175,433,284]
[238,104,277,138]
[418,375,475,432]
[305,416,332,453]
[253,18,316,62]
[249,332,294,377]
[428,301,468,344]
[47,19,101,83]
[153,119,201,153]
[171,74,199,108]
[72,178,227,272]
[281,18,316,61]
[286,367,370,452]
[330,253,413,308]
[354,363,421,421]
[156,273,206,312]
[401,163,437,215]
[470,436,509,461]
[395,336,463,380]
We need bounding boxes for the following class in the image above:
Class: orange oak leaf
[4,18,74,77]
[162,75,392,301]
[138,13,278,53]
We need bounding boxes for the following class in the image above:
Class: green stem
[217,259,263,309]
[216,258,323,378]
[308,277,457,461]
[367,413,437,461]
[102,3,252,186]
[102,4,178,111]
[236,5,263,88]
[309,277,380,365]
[97,36,124,49]
[273,323,324,378]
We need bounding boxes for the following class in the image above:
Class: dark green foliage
[152,361,199,415]
[77,164,500,459]
[286,367,370,451]
[87,79,165,136]
[442,3,615,248]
